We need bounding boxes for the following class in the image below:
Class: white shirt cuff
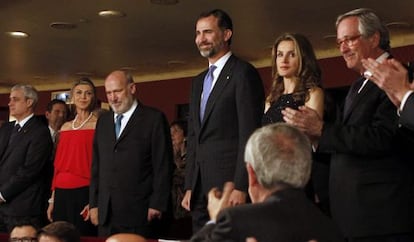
[398,90,414,116]
[206,220,216,225]
[0,192,6,203]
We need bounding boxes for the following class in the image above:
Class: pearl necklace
[72,113,93,130]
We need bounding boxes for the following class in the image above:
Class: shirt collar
[209,51,232,70]
[113,100,138,121]
[17,113,34,128]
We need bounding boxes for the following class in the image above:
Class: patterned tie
[200,65,217,121]
[115,114,123,139]
[343,76,365,118]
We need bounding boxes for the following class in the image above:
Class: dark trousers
[98,200,153,239]
[190,179,209,234]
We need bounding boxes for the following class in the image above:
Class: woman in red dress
[47,77,97,235]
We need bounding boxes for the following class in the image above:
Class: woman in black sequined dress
[262,33,324,126]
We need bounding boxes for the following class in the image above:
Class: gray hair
[336,8,390,52]
[244,123,311,189]
[11,84,39,109]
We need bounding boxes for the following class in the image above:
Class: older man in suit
[191,123,343,242]
[283,8,413,241]
[0,84,52,232]
[89,70,173,238]
[181,9,265,233]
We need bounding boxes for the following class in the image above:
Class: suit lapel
[201,55,236,127]
[116,103,141,143]
[343,80,375,123]
[2,117,35,158]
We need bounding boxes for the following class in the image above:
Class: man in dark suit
[191,123,343,242]
[0,84,52,232]
[89,70,173,238]
[283,8,413,241]
[181,9,265,232]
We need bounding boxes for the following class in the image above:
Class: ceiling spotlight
[386,21,412,28]
[167,60,186,65]
[322,34,337,40]
[150,0,179,5]
[120,67,136,71]
[75,72,94,76]
[33,76,47,80]
[5,31,29,38]
[98,10,126,18]
[50,22,77,30]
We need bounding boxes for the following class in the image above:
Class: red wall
[1,44,413,122]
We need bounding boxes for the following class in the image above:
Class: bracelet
[48,198,54,204]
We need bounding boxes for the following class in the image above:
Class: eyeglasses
[9,237,37,242]
[336,34,362,48]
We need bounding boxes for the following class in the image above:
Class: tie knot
[209,65,217,73]
[116,114,123,122]
[15,123,21,131]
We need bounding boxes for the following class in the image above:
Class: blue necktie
[200,65,217,121]
[115,114,123,138]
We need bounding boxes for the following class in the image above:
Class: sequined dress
[262,93,305,126]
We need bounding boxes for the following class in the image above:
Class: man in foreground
[191,123,342,242]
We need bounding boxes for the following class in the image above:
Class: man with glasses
[9,221,39,242]
[283,8,413,241]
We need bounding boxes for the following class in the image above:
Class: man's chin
[345,60,356,70]
[199,50,211,58]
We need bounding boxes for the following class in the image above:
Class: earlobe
[26,99,34,108]
[224,29,233,42]
[371,32,380,48]
[130,83,137,95]
[246,163,258,186]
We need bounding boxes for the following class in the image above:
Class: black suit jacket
[318,80,413,237]
[89,102,173,230]
[191,189,343,242]
[185,54,264,195]
[400,92,414,131]
[0,116,52,216]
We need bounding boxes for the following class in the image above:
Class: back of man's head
[244,123,311,190]
[38,221,80,242]
[105,233,147,242]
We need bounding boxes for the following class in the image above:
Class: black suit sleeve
[190,210,236,242]
[233,64,264,191]
[89,115,102,209]
[149,111,174,211]
[400,92,414,131]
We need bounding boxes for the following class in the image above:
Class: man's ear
[223,29,232,43]
[370,31,380,48]
[26,98,34,108]
[130,83,137,95]
[246,163,258,186]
